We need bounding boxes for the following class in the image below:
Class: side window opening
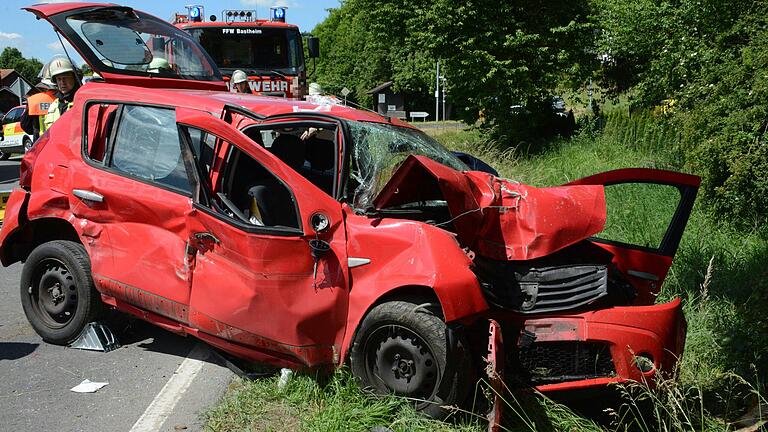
[184,126,300,230]
[594,182,682,251]
[242,124,337,196]
[109,105,191,194]
[85,103,119,163]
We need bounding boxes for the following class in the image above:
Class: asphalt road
[0,156,234,432]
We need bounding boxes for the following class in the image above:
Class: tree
[419,0,596,144]
[311,0,436,111]
[0,47,43,85]
[595,0,768,224]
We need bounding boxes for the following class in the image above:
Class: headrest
[306,138,335,171]
[270,133,306,171]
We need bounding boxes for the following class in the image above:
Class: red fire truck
[173,5,319,99]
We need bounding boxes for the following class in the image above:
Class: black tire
[350,299,471,419]
[0,150,10,160]
[20,240,102,344]
[23,137,33,153]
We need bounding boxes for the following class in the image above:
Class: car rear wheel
[23,137,33,153]
[20,240,102,344]
[350,299,471,419]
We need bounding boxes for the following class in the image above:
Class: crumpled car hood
[373,155,606,261]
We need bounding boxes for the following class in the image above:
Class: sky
[0,0,339,65]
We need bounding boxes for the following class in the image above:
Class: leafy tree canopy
[0,47,43,86]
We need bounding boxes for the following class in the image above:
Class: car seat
[246,133,305,228]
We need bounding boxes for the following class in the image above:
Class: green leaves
[0,47,43,86]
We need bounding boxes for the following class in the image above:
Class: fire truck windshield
[187,27,303,75]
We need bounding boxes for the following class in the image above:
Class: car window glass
[594,183,681,250]
[186,127,216,177]
[111,105,191,193]
[4,108,22,124]
[185,126,299,230]
[84,103,119,163]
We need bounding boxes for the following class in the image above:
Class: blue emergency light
[188,5,202,22]
[271,7,286,22]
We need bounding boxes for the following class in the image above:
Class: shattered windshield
[348,121,468,209]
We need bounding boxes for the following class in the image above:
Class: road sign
[341,87,351,97]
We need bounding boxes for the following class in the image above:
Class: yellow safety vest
[43,99,74,131]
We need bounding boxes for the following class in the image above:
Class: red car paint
[374,155,607,261]
[1,3,701,424]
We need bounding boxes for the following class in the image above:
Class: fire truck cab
[173,5,319,99]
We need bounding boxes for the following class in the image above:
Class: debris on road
[70,379,108,393]
[70,322,120,352]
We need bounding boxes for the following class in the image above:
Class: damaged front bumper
[485,299,686,426]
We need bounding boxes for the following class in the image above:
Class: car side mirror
[307,37,320,59]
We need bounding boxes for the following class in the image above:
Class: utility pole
[441,75,446,122]
[435,60,440,122]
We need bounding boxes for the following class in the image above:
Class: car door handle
[72,189,104,203]
[627,270,659,281]
[194,232,220,245]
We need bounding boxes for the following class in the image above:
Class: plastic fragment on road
[277,368,293,389]
[70,322,120,352]
[70,379,108,393]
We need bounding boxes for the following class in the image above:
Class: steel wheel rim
[28,257,78,329]
[363,324,441,405]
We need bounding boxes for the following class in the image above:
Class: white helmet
[232,70,248,84]
[49,56,76,79]
[148,57,171,73]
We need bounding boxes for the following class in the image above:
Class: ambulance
[0,105,33,160]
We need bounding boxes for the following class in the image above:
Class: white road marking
[128,343,207,432]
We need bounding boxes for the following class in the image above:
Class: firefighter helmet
[148,57,171,73]
[49,57,76,79]
[232,69,248,84]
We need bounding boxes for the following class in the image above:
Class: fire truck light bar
[223,9,256,22]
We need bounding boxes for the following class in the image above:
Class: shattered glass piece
[70,321,121,352]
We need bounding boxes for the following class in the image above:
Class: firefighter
[20,80,56,141]
[231,70,251,94]
[43,57,80,130]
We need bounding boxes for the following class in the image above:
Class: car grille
[476,262,609,314]
[511,341,616,385]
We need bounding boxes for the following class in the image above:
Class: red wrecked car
[0,2,698,421]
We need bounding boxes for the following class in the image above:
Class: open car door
[567,168,700,304]
[24,3,226,90]
[175,107,349,368]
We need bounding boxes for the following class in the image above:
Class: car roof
[76,83,407,125]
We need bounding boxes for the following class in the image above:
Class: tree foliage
[419,0,595,142]
[0,47,43,85]
[311,0,435,111]
[596,0,768,225]
[311,0,594,133]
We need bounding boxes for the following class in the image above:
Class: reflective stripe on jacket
[43,99,74,131]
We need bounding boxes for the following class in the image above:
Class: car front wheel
[20,240,102,344]
[350,299,471,419]
[0,150,10,160]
